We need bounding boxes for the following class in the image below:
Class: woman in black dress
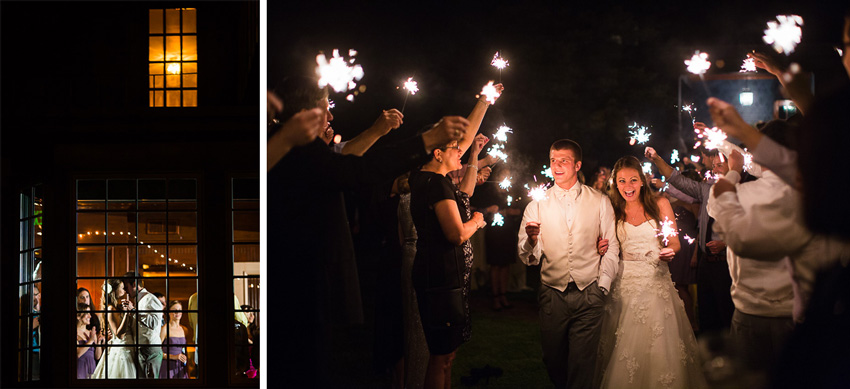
[410,136,487,388]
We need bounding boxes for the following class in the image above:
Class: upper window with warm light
[149,8,197,107]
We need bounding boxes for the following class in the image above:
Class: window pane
[77,180,106,211]
[139,179,167,201]
[183,90,197,107]
[149,63,164,75]
[166,90,181,107]
[138,212,168,243]
[165,36,181,61]
[149,36,164,61]
[77,279,104,310]
[77,213,106,244]
[233,278,259,309]
[140,244,167,276]
[233,244,258,264]
[165,9,180,33]
[149,76,155,89]
[182,36,197,61]
[169,212,196,243]
[183,62,197,74]
[182,9,196,33]
[149,9,163,34]
[169,246,197,276]
[154,90,164,107]
[167,278,197,307]
[154,75,164,89]
[19,254,28,284]
[182,74,197,88]
[34,221,42,248]
[33,250,42,280]
[107,246,136,277]
[109,180,136,200]
[20,221,30,251]
[232,211,258,242]
[150,91,155,107]
[166,74,180,88]
[20,192,31,219]
[77,246,106,278]
[107,213,137,243]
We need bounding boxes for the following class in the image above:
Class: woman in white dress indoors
[597,156,707,389]
[91,279,137,379]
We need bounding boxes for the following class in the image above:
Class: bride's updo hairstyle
[607,155,662,229]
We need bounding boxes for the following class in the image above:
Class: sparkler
[491,51,509,82]
[499,177,512,190]
[642,162,653,175]
[492,212,505,227]
[670,149,680,164]
[525,183,550,202]
[506,195,513,207]
[685,51,712,96]
[316,49,364,94]
[399,77,419,113]
[763,15,804,55]
[479,81,501,105]
[656,216,678,246]
[487,143,508,162]
[493,125,513,142]
[697,127,727,150]
[540,165,554,180]
[684,234,695,245]
[740,57,757,73]
[690,155,700,163]
[704,170,719,181]
[628,122,651,145]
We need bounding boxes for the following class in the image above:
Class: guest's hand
[728,150,744,174]
[659,248,675,262]
[706,240,727,254]
[471,133,489,156]
[525,222,541,246]
[748,51,785,77]
[422,116,470,152]
[279,108,323,147]
[477,166,492,185]
[597,237,609,256]
[479,83,505,104]
[644,147,660,163]
[373,109,404,135]
[707,98,750,140]
[319,125,335,145]
[178,353,188,364]
[472,212,485,229]
[713,179,737,198]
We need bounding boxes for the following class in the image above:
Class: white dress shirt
[136,288,164,346]
[518,182,620,292]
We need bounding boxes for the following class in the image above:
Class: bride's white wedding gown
[90,318,137,379]
[598,220,707,389]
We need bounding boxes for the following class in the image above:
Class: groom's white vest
[518,184,619,292]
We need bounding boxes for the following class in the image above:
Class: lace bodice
[617,220,661,263]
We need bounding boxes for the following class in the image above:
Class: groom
[518,139,620,389]
[123,271,164,378]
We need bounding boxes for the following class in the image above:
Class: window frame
[148,8,198,108]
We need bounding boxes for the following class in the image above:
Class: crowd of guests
[271,10,850,388]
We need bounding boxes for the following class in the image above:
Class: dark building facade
[1,2,260,387]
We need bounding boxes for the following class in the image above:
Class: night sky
[270,1,845,179]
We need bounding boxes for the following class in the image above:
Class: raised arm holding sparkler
[458,134,490,197]
[339,109,404,156]
[460,83,505,155]
[747,51,813,115]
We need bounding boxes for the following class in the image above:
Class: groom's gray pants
[539,282,606,389]
[138,346,163,378]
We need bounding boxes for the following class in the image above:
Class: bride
[597,156,707,389]
[91,279,137,379]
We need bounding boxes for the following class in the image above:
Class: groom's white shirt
[136,288,163,345]
[518,182,620,292]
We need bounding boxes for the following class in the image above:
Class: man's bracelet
[467,164,478,170]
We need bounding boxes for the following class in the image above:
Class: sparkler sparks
[479,81,501,104]
[525,183,550,202]
[642,162,653,175]
[656,216,678,246]
[499,177,512,190]
[493,125,513,142]
[690,155,700,163]
[487,143,508,162]
[684,234,695,245]
[402,77,419,95]
[316,49,364,93]
[704,170,719,181]
[763,15,804,55]
[698,127,727,150]
[506,195,513,207]
[492,212,505,227]
[491,52,509,70]
[628,122,651,145]
[740,57,757,72]
[670,150,680,164]
[685,51,711,75]
[540,165,554,180]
